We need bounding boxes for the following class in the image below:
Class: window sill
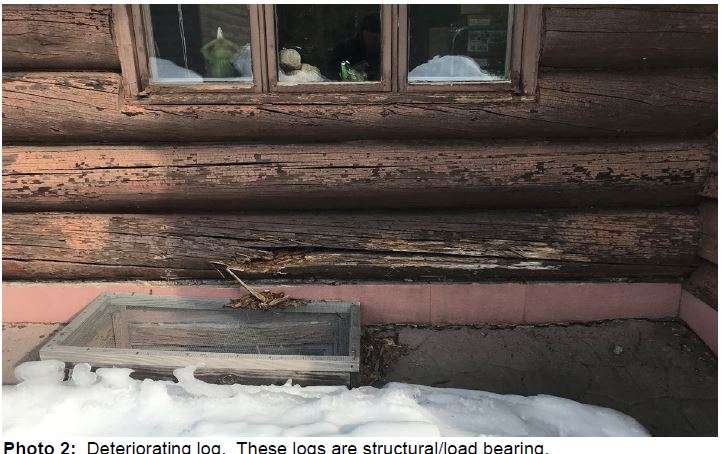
[132,89,536,106]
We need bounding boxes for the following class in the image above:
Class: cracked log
[2,139,712,212]
[2,70,717,143]
[543,5,717,70]
[2,5,119,70]
[2,209,699,281]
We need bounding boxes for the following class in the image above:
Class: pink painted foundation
[2,281,717,365]
[4,281,681,326]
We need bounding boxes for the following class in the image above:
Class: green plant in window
[340,60,367,82]
[201,27,242,78]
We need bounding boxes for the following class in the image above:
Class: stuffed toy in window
[201,27,242,78]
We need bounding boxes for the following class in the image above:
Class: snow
[408,55,500,82]
[150,57,204,83]
[2,361,649,437]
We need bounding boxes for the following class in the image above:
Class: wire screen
[121,306,350,357]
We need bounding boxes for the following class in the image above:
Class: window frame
[113,4,542,105]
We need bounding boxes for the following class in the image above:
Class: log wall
[2,4,717,284]
[543,5,717,70]
[2,5,119,70]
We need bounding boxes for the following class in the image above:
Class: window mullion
[396,5,409,93]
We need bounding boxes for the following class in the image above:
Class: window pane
[147,5,253,83]
[408,5,510,83]
[275,5,382,83]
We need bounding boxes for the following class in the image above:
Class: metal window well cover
[39,293,361,386]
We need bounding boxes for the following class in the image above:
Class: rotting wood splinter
[211,261,307,310]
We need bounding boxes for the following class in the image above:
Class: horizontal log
[2,210,699,281]
[2,70,716,143]
[2,139,710,212]
[699,200,717,264]
[2,5,119,70]
[685,261,717,310]
[543,5,717,69]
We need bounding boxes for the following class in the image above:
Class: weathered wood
[543,5,717,69]
[2,139,710,212]
[111,308,129,348]
[2,5,119,70]
[520,5,543,96]
[685,261,717,310]
[43,345,354,372]
[699,200,717,264]
[62,298,116,348]
[3,210,699,281]
[700,132,717,198]
[2,70,716,143]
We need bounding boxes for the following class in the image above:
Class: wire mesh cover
[120,306,350,357]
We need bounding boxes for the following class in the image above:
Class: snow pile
[150,57,203,82]
[3,361,649,437]
[409,55,498,82]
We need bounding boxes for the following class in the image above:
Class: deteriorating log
[543,5,717,69]
[2,210,699,281]
[1,140,711,212]
[2,70,717,143]
[685,261,717,310]
[699,200,717,264]
[2,5,119,70]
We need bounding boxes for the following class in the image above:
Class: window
[406,5,510,83]
[147,5,254,84]
[265,5,392,92]
[114,4,541,104]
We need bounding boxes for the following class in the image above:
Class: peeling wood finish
[2,5,119,70]
[543,5,717,69]
[2,210,699,281]
[1,139,710,211]
[2,70,717,143]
